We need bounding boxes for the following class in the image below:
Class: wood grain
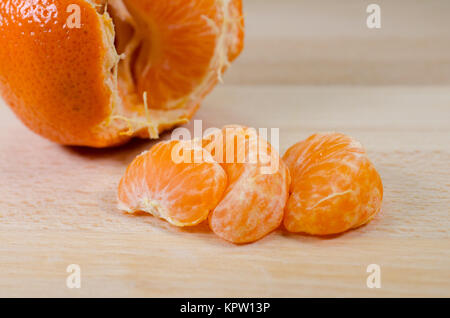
[228,0,450,85]
[0,0,449,297]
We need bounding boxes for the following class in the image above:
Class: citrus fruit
[204,126,291,244]
[0,0,244,147]
[117,139,227,226]
[283,133,383,235]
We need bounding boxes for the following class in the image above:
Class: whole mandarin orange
[0,0,244,147]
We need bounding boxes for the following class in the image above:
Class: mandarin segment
[226,0,245,62]
[204,126,291,243]
[115,0,244,110]
[283,133,383,235]
[118,140,227,226]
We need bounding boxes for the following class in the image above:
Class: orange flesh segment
[118,140,227,226]
[204,126,290,243]
[283,133,383,235]
[111,0,244,110]
[125,0,219,107]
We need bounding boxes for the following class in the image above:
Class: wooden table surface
[0,0,449,297]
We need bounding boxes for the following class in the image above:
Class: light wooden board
[0,0,449,297]
[229,0,450,85]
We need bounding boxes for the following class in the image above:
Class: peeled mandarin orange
[203,126,291,244]
[283,133,383,235]
[117,140,227,226]
[0,0,244,147]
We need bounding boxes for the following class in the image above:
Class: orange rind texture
[0,0,244,147]
[283,133,383,235]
